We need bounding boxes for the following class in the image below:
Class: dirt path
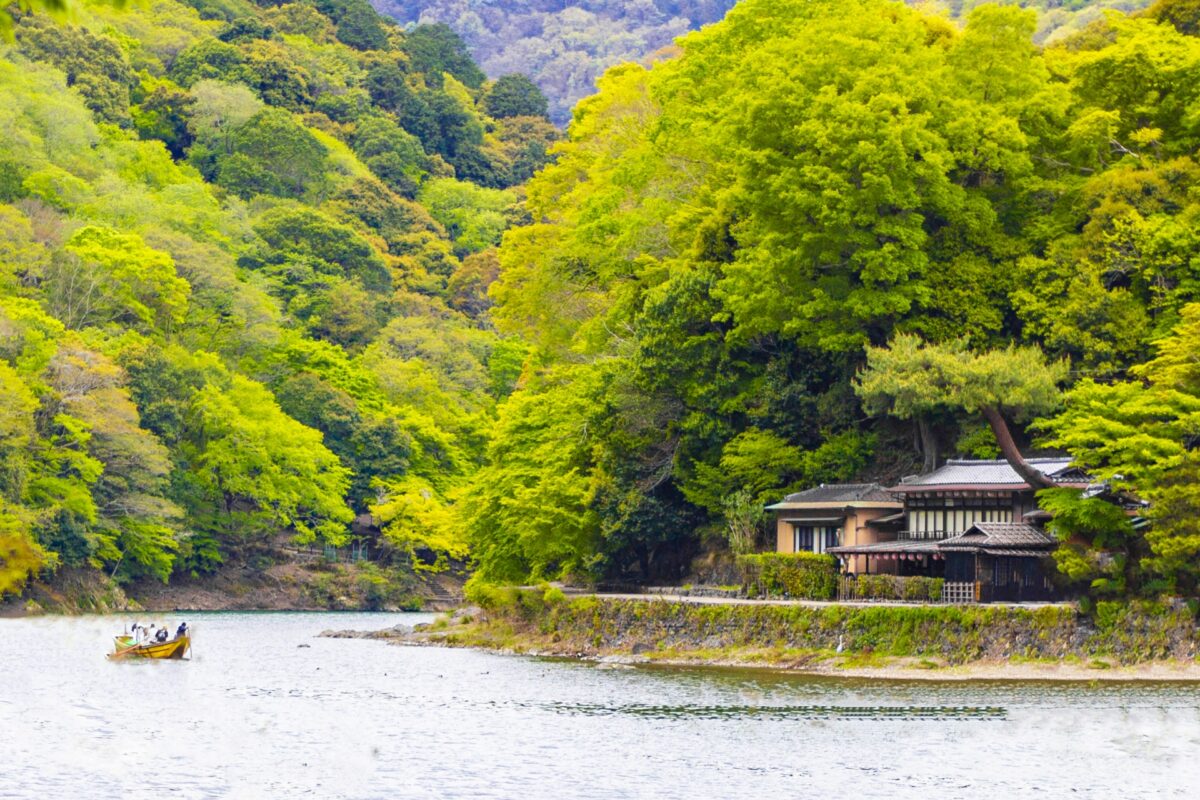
[565,590,1074,610]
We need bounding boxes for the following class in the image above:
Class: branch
[980,405,1054,490]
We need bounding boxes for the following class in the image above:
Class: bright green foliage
[1039,487,1141,597]
[57,226,190,332]
[460,365,606,581]
[0,0,549,596]
[857,335,1067,423]
[183,374,353,544]
[464,0,1200,590]
[369,475,467,569]
[1041,304,1200,593]
[683,429,873,516]
[213,108,329,198]
[6,0,1199,603]
[418,178,517,256]
[736,552,838,600]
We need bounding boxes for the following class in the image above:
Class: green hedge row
[736,552,838,600]
[849,574,945,602]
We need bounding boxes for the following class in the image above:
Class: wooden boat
[109,633,191,660]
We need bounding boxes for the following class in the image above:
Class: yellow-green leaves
[857,334,1068,422]
[187,375,353,544]
[59,226,189,332]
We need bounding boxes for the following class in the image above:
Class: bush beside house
[736,552,838,600]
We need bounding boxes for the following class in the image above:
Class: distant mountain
[372,0,1150,125]
[370,0,739,124]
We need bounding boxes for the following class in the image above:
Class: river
[1,611,1198,799]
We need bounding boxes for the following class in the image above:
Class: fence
[940,581,976,604]
[287,541,372,563]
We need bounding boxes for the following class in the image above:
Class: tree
[169,38,247,88]
[56,226,190,332]
[219,108,328,198]
[49,343,182,582]
[370,475,466,569]
[15,16,135,126]
[856,335,1068,485]
[1041,303,1200,593]
[131,79,196,160]
[401,24,485,89]
[241,40,314,111]
[417,178,515,256]
[335,0,388,51]
[186,80,263,156]
[482,74,549,119]
[251,205,391,292]
[1151,0,1200,36]
[183,374,353,545]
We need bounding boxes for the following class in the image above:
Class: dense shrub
[849,574,945,602]
[737,552,838,600]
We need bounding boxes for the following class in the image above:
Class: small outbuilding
[938,521,1058,602]
[765,483,902,572]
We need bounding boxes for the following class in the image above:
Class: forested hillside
[463,0,1200,600]
[372,0,1150,125]
[0,0,556,598]
[4,0,1200,607]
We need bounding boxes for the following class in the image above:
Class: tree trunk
[980,405,1054,489]
[916,416,938,474]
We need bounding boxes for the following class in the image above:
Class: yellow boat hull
[110,634,191,660]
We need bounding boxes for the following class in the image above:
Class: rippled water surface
[2,612,1199,798]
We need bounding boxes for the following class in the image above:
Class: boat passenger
[155,627,169,643]
[176,622,188,640]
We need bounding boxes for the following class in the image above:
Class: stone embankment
[322,591,1200,680]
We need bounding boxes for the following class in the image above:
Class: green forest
[0,0,556,597]
[460,0,1200,601]
[3,0,1200,606]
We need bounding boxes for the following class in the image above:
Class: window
[905,501,1013,539]
[793,525,839,554]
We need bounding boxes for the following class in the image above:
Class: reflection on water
[544,702,1007,720]
[1,612,1198,799]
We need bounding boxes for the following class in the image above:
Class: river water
[1,612,1198,799]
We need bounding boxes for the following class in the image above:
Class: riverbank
[325,590,1200,681]
[1,559,465,616]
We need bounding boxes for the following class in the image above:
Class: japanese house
[765,483,902,573]
[771,458,1087,602]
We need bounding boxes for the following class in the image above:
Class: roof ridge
[943,457,1071,465]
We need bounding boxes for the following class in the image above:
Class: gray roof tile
[894,458,1078,489]
[779,483,896,504]
[938,522,1056,551]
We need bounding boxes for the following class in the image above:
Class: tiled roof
[892,458,1078,490]
[827,539,943,556]
[778,483,896,504]
[937,522,1056,552]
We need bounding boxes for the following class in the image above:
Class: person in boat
[155,626,169,643]
[175,622,188,640]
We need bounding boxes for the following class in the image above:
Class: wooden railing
[940,581,977,604]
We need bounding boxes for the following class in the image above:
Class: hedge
[849,574,944,602]
[736,552,838,600]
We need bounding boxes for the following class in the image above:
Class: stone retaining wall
[491,593,1200,665]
